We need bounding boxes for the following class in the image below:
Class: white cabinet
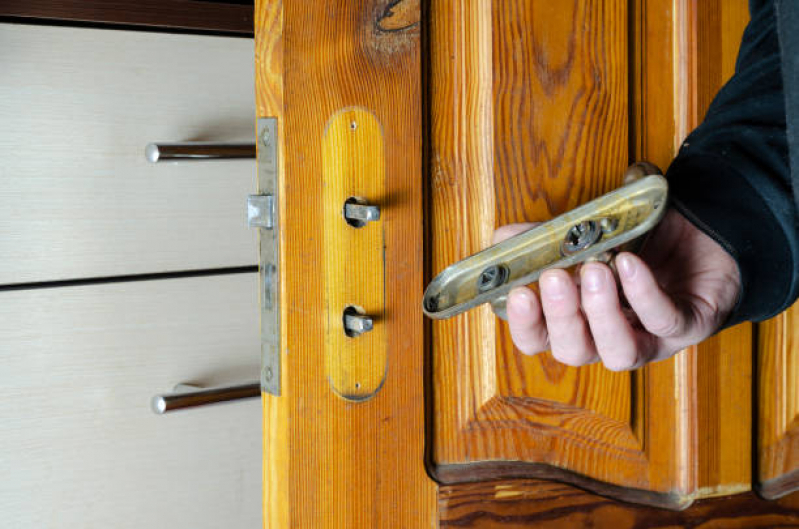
[0,274,262,528]
[0,24,257,284]
[0,23,262,528]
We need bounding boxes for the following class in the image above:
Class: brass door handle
[423,165,668,321]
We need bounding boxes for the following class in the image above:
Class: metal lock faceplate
[250,117,280,395]
[422,174,668,321]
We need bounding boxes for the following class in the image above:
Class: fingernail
[541,274,566,300]
[582,266,605,293]
[618,254,636,279]
[508,288,533,316]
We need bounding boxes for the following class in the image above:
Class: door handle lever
[422,164,668,321]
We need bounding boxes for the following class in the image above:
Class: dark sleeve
[665,0,799,326]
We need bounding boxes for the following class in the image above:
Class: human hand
[493,208,741,370]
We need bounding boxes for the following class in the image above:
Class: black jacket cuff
[666,152,797,327]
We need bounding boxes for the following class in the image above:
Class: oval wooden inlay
[322,107,387,401]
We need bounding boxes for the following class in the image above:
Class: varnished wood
[759,302,799,499]
[263,0,791,524]
[431,0,755,511]
[257,0,436,526]
[323,108,387,400]
[438,479,799,528]
[677,0,753,498]
[255,2,289,527]
[429,0,693,508]
[646,0,753,498]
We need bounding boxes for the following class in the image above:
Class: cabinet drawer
[0,24,257,285]
[0,274,261,528]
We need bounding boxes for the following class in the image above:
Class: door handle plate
[422,173,668,321]
[322,108,387,402]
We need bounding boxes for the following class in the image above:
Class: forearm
[665,0,799,325]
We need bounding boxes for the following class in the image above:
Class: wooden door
[428,0,753,510]
[759,303,799,499]
[256,0,799,526]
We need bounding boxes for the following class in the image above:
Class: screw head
[562,220,602,256]
[261,127,272,147]
[477,264,509,293]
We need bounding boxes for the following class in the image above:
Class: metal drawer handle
[151,382,260,414]
[145,142,255,162]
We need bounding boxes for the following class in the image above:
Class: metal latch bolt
[343,306,374,337]
[247,194,275,229]
[343,197,381,227]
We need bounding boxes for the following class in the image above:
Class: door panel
[672,0,753,497]
[428,0,691,508]
[261,0,799,524]
[429,0,752,509]
[759,303,799,499]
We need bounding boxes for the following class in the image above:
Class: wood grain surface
[759,302,799,499]
[258,0,794,525]
[257,0,437,526]
[429,0,692,508]
[323,108,388,401]
[255,2,288,528]
[431,0,756,511]
[438,479,799,528]
[669,0,753,498]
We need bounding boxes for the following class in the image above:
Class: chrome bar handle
[151,382,260,414]
[145,142,255,162]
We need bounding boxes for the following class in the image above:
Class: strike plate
[423,173,668,321]
[250,118,280,396]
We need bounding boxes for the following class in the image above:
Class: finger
[580,262,653,371]
[539,270,599,366]
[616,252,687,339]
[492,222,539,245]
[506,287,549,356]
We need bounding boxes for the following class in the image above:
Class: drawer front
[0,24,257,284]
[0,274,261,528]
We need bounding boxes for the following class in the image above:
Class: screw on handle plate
[422,169,667,321]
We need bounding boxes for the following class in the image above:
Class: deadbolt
[343,197,381,227]
[343,306,374,337]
